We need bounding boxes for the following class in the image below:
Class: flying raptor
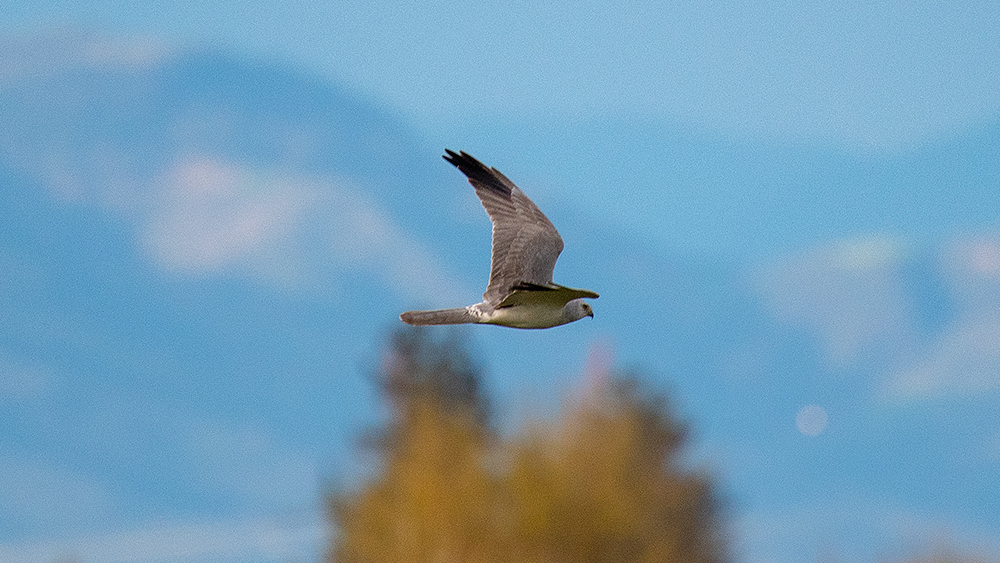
[400,150,598,329]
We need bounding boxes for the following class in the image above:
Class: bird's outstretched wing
[444,150,564,305]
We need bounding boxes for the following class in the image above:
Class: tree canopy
[328,328,725,563]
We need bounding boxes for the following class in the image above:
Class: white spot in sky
[796,405,829,436]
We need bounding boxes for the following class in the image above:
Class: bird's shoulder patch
[497,282,598,308]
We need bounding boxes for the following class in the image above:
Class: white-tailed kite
[401,150,598,329]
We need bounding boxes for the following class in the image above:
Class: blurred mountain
[0,33,774,551]
[2,30,1000,563]
[0,31,772,422]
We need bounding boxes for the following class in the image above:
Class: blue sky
[7,0,1000,152]
[3,3,1000,563]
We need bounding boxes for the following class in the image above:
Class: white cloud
[141,158,317,286]
[137,156,465,304]
[942,235,1000,316]
[755,235,917,367]
[760,233,1000,401]
[886,235,1000,400]
[0,513,325,563]
[13,147,464,302]
[886,315,1000,400]
[0,36,466,304]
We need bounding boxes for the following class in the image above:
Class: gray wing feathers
[400,307,476,325]
[443,150,564,305]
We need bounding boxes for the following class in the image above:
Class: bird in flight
[401,150,598,329]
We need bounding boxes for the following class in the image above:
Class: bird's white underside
[470,301,576,329]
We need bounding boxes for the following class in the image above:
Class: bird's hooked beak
[587,308,594,319]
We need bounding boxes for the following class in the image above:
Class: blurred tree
[502,375,724,563]
[327,327,725,563]
[329,327,498,563]
[376,327,490,429]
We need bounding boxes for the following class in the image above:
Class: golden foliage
[332,401,500,563]
[501,379,721,563]
[328,329,724,563]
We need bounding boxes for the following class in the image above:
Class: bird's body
[400,150,598,329]
[401,288,592,329]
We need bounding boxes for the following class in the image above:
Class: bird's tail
[400,307,476,326]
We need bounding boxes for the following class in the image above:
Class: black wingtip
[442,149,512,196]
[443,149,486,172]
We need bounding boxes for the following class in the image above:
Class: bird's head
[565,299,595,322]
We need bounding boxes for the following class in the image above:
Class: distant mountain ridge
[3,31,1000,563]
